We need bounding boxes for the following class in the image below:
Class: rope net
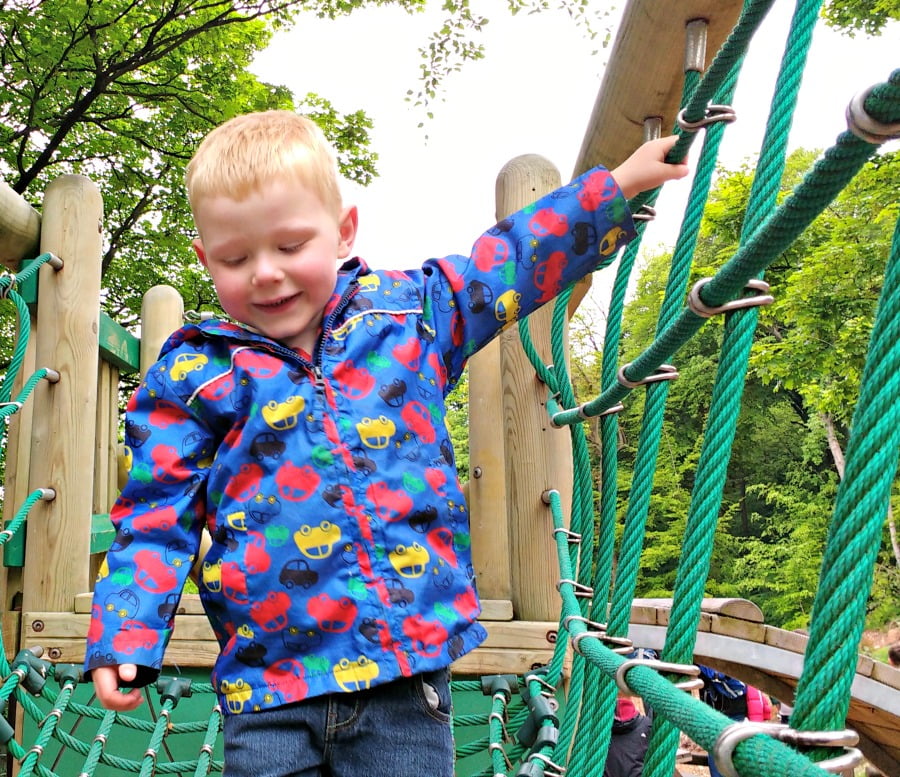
[1,0,898,775]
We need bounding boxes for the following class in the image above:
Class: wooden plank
[2,612,21,661]
[452,647,563,678]
[0,179,40,269]
[574,0,746,176]
[467,338,513,603]
[480,599,514,621]
[709,613,766,644]
[632,597,764,623]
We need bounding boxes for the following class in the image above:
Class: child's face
[192,177,357,355]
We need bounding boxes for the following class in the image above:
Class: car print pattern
[86,166,635,714]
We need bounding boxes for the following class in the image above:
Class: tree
[593,148,900,628]
[0,0,392,324]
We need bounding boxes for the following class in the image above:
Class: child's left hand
[611,135,690,199]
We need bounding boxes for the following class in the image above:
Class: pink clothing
[745,685,771,722]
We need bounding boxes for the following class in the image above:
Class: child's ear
[192,238,208,268]
[337,206,359,259]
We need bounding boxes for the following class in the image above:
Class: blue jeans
[223,669,454,777]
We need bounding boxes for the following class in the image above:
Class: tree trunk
[822,412,900,569]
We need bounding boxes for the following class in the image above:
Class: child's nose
[252,254,285,284]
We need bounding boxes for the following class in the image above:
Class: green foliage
[0,0,389,327]
[583,148,900,631]
[445,368,469,481]
[822,0,900,36]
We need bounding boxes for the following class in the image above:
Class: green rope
[553,70,900,427]
[791,212,900,758]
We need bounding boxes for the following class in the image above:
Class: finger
[119,663,138,683]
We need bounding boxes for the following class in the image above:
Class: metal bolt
[47,648,62,660]
[546,630,558,644]
[473,467,483,479]
[32,620,44,633]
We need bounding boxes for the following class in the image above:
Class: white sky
[252,3,898,310]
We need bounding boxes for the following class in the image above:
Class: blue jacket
[86,165,636,714]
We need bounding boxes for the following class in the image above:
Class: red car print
[392,338,422,372]
[249,591,291,632]
[243,531,271,575]
[534,251,567,303]
[424,467,448,497]
[87,604,104,643]
[402,614,448,658]
[132,505,178,534]
[148,399,191,429]
[453,587,480,622]
[307,593,358,633]
[263,657,307,703]
[274,462,320,502]
[234,349,283,380]
[199,372,235,402]
[577,169,619,211]
[150,444,192,484]
[400,401,435,444]
[132,549,178,594]
[472,235,510,272]
[112,620,159,655]
[224,462,263,501]
[366,481,413,523]
[528,207,568,238]
[222,561,250,605]
[333,360,375,400]
[450,309,465,346]
[427,526,458,568]
[434,258,465,292]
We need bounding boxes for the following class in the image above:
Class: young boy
[86,110,687,776]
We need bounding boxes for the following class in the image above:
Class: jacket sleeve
[421,165,636,382]
[84,356,213,684]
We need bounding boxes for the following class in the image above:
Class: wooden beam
[574,0,746,176]
[0,179,40,270]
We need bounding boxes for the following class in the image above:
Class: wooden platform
[20,595,899,774]
[629,598,900,777]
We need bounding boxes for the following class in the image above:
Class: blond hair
[185,110,343,218]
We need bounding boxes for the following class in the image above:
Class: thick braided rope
[553,73,900,426]
[545,490,836,777]
[644,5,825,777]
[791,212,900,752]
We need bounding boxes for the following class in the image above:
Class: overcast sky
[252,3,898,304]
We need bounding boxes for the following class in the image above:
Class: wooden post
[140,285,184,374]
[498,154,573,622]
[21,175,103,616]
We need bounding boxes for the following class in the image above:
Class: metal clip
[614,658,702,694]
[633,205,657,222]
[677,104,737,131]
[617,363,678,389]
[552,526,582,545]
[524,752,566,776]
[687,277,774,318]
[0,272,18,299]
[555,579,593,598]
[846,85,900,144]
[562,616,634,655]
[713,722,862,777]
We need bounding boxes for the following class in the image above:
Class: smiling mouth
[256,294,299,310]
